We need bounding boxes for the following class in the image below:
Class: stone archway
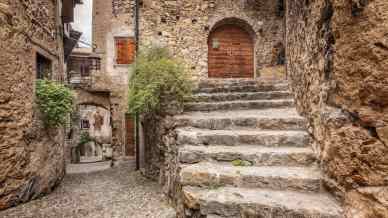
[71,104,113,163]
[208,19,255,78]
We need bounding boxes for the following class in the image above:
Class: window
[80,119,90,129]
[115,37,135,65]
[36,53,52,79]
[80,63,90,77]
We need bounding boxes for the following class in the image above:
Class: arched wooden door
[208,24,254,78]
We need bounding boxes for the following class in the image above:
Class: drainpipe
[283,0,288,80]
[134,0,140,171]
[135,0,140,53]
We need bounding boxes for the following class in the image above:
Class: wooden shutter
[62,0,75,23]
[115,38,135,65]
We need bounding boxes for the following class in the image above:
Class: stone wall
[285,0,388,217]
[140,112,183,215]
[92,0,135,159]
[0,0,66,210]
[139,0,285,80]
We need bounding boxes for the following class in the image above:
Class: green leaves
[36,79,74,127]
[78,131,93,146]
[128,46,192,114]
[231,159,253,167]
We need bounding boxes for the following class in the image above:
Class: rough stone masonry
[0,0,387,217]
[286,0,388,217]
[139,0,285,80]
[140,0,388,217]
[0,0,70,210]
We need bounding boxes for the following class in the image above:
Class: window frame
[36,52,53,80]
[80,119,90,129]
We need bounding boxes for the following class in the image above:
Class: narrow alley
[0,165,175,218]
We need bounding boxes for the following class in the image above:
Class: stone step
[197,79,267,89]
[195,80,289,94]
[188,91,292,103]
[176,128,311,147]
[174,108,306,130]
[183,186,344,218]
[184,99,294,112]
[179,145,316,167]
[180,162,321,192]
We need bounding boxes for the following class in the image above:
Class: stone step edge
[187,91,293,102]
[184,99,295,112]
[191,90,291,96]
[174,109,304,120]
[185,99,294,106]
[193,84,290,94]
[173,113,307,130]
[197,79,288,87]
[180,163,322,192]
[182,186,344,218]
[176,128,311,147]
[176,128,310,137]
[178,144,316,166]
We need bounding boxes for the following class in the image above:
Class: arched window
[208,20,255,78]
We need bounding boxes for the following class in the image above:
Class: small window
[36,53,52,79]
[115,37,135,65]
[80,119,90,129]
[80,63,90,77]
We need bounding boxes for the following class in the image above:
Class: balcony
[67,50,106,91]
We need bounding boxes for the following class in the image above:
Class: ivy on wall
[36,79,74,127]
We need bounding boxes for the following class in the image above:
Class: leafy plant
[128,46,192,114]
[36,79,73,127]
[78,131,93,146]
[231,159,253,167]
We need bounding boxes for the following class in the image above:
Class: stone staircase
[172,79,343,218]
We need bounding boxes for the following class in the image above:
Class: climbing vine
[128,46,192,114]
[36,79,74,127]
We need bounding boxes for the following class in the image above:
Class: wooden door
[208,24,254,78]
[125,115,135,157]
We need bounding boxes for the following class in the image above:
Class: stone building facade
[66,48,113,163]
[90,0,137,160]
[285,0,388,217]
[0,0,80,210]
[88,0,286,163]
[139,0,286,80]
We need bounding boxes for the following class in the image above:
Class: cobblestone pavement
[0,165,176,218]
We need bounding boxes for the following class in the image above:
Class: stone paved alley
[0,165,175,218]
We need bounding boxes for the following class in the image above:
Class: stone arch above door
[208,18,255,78]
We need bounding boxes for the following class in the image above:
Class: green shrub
[78,131,93,146]
[36,79,73,127]
[128,46,192,114]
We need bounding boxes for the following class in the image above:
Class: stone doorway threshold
[66,156,137,175]
[66,161,112,174]
[80,156,103,163]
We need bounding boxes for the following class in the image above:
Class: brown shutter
[115,38,135,65]
[62,0,75,23]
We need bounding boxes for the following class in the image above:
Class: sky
[72,0,93,47]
